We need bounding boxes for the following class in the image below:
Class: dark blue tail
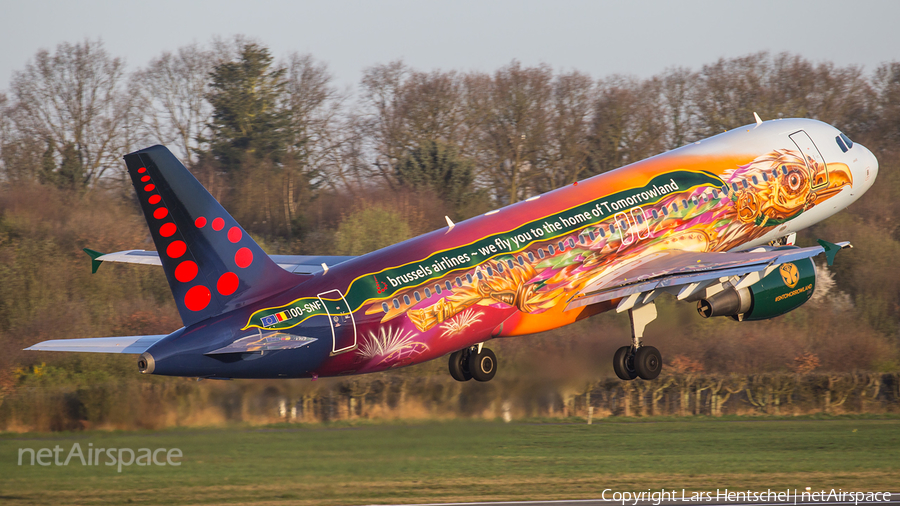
[123,146,297,327]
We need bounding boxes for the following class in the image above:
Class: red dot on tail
[227,227,242,243]
[217,272,239,296]
[174,260,198,282]
[235,247,253,268]
[212,217,224,231]
[153,207,169,219]
[141,175,150,182]
[148,195,161,205]
[159,223,177,237]
[195,216,207,228]
[166,240,187,259]
[138,167,146,174]
[144,184,155,192]
[184,285,211,311]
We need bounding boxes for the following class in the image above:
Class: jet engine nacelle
[697,256,816,321]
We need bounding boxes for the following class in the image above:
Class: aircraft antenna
[753,112,763,127]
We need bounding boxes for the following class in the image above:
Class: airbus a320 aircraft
[27,117,877,382]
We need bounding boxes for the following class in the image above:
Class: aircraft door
[613,212,634,246]
[789,130,829,189]
[317,289,357,355]
[630,207,651,239]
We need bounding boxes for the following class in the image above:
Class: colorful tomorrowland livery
[28,118,878,381]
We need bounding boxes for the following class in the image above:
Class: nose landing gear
[449,344,497,382]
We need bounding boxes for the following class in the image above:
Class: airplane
[26,116,878,382]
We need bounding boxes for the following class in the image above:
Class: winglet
[817,239,851,266]
[445,215,455,231]
[84,248,105,274]
[753,112,763,127]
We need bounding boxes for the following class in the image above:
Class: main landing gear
[449,344,497,382]
[613,301,663,381]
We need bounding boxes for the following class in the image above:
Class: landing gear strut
[613,301,663,380]
[449,344,497,382]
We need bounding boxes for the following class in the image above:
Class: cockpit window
[835,135,848,153]
[840,133,853,150]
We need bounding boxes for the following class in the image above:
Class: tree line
[1,38,899,421]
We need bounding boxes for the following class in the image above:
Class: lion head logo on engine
[779,263,800,289]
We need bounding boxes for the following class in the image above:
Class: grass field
[1,416,898,506]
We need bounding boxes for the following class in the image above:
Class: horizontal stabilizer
[25,335,167,354]
[85,249,355,275]
[206,331,316,355]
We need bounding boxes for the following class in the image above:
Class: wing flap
[25,335,167,354]
[567,243,843,311]
[87,249,355,275]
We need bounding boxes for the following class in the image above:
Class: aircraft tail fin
[123,145,297,327]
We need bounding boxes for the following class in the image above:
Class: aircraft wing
[85,249,355,275]
[24,335,167,354]
[567,240,849,312]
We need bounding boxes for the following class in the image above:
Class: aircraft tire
[468,348,497,382]
[613,345,638,380]
[449,349,472,381]
[634,346,662,380]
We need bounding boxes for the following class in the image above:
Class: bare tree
[473,61,553,204]
[135,43,215,165]
[588,75,667,175]
[9,39,132,188]
[540,70,594,191]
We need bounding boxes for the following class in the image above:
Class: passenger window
[424,288,431,298]
[528,251,535,262]
[557,241,565,252]
[486,266,494,276]
[435,284,442,294]
[609,223,616,233]
[507,259,514,269]
[392,298,400,309]
[548,245,556,255]
[446,281,453,290]
[517,255,525,265]
[652,209,659,219]
[496,263,503,273]
[731,182,739,192]
[671,202,679,212]
[466,274,473,284]
[741,179,749,189]
[635,214,644,224]
[414,291,421,302]
[456,277,463,287]
[762,172,768,182]
[712,189,719,198]
[752,175,759,185]
[476,270,484,280]
[781,165,788,175]
[661,206,668,216]
[538,249,545,259]
[382,302,389,313]
[403,295,411,305]
[568,238,575,248]
[579,235,586,245]
[681,199,688,209]
[599,226,607,237]
[588,231,596,241]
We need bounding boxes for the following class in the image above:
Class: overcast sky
[2,0,898,93]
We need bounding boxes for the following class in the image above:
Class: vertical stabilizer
[123,145,297,327]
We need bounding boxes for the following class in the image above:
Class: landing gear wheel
[634,346,662,380]
[448,349,472,382]
[468,348,497,382]
[613,345,637,380]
